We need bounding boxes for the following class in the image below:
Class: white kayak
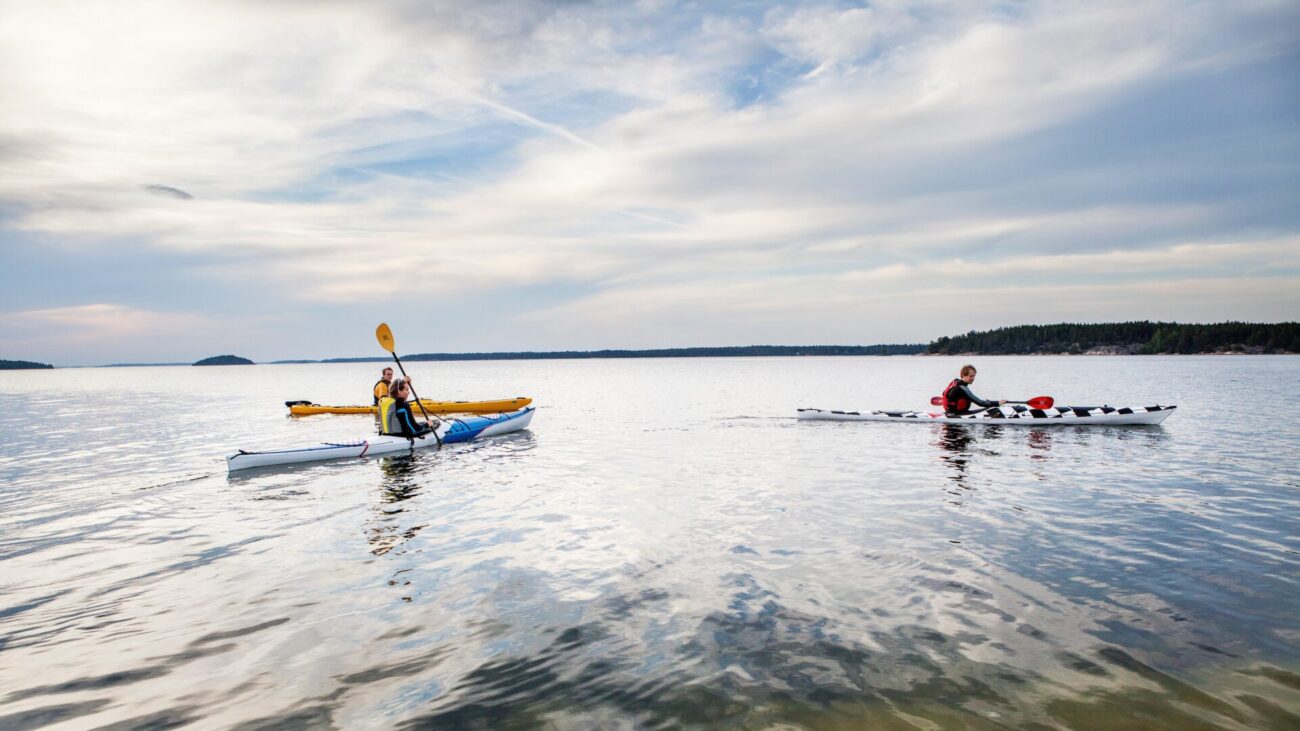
[797,404,1176,426]
[227,408,534,472]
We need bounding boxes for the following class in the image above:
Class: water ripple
[1,357,1298,728]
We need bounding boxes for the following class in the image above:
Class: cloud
[762,4,887,76]
[0,0,1296,360]
[512,235,1300,346]
[512,273,1300,349]
[142,185,193,200]
[0,304,230,364]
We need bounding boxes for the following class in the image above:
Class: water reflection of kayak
[797,404,1175,426]
[285,397,531,416]
[227,408,534,471]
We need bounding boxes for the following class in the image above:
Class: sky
[1,0,1298,365]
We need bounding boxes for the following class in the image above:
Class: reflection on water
[1,357,1298,729]
[935,424,981,490]
[371,454,430,557]
[1027,427,1053,456]
[379,452,426,502]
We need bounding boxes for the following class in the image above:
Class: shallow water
[1,355,1298,730]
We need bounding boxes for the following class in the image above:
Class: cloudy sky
[1,0,1297,365]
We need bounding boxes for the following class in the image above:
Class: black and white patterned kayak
[797,404,1176,426]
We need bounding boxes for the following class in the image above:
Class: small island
[193,354,255,366]
[1,359,53,370]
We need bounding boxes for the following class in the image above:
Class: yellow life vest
[373,379,389,405]
[378,396,397,435]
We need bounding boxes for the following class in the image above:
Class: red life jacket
[942,378,970,413]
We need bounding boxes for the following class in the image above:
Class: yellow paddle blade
[375,323,395,353]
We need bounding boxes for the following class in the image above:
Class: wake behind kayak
[797,404,1175,426]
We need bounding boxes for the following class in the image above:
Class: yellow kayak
[286,397,532,416]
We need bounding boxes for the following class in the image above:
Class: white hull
[797,404,1175,426]
[227,408,534,471]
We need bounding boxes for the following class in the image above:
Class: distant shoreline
[11,320,1296,367]
[310,344,926,363]
[80,350,1297,368]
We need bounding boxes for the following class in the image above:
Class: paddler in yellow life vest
[379,378,436,437]
[373,367,394,405]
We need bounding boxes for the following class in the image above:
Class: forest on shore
[13,321,1294,369]
[193,355,254,366]
[926,321,1298,355]
[0,359,53,369]
[320,344,926,362]
[297,321,1300,362]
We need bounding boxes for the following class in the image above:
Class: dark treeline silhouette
[263,322,1300,364]
[0,359,53,369]
[927,321,1299,355]
[193,354,255,366]
[323,344,925,363]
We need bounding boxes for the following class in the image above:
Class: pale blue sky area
[1,0,1297,365]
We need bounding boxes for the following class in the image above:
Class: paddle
[375,323,442,446]
[930,395,1055,409]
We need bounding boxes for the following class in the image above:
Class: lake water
[1,355,1298,730]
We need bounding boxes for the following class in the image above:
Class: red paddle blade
[930,396,944,406]
[1026,396,1054,409]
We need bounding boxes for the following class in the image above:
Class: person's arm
[399,406,419,436]
[399,407,432,436]
[959,383,997,408]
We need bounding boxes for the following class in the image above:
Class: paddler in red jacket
[942,365,1006,415]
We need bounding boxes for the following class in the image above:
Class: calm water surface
[1,356,1298,730]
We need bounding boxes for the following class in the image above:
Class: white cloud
[0,304,231,364]
[0,0,1296,359]
[510,273,1300,348]
[513,236,1300,346]
[762,4,887,76]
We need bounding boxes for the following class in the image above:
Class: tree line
[926,321,1299,355]
[373,344,928,361]
[12,322,1296,369]
[0,359,53,369]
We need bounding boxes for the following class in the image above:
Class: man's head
[382,367,394,382]
[960,364,976,384]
